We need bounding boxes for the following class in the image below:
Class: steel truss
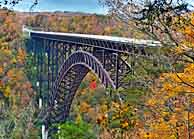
[26,31,162,136]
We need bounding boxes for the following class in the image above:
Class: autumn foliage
[0,6,193,138]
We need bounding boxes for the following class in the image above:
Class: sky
[12,0,108,14]
[11,0,194,14]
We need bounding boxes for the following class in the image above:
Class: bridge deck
[23,27,161,53]
[24,27,161,46]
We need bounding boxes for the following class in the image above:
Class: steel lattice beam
[25,29,163,137]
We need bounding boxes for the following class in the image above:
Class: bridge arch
[45,51,115,127]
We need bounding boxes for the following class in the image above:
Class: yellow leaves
[11,57,17,64]
[184,63,194,74]
[122,106,129,113]
[112,114,120,120]
[147,121,177,138]
[174,46,185,54]
[144,63,194,137]
[3,49,12,55]
[100,104,108,113]
[0,42,9,49]
[4,86,11,97]
[169,135,177,139]
[142,132,158,139]
[120,120,129,129]
[75,114,82,124]
[159,64,194,95]
[162,82,173,91]
[176,13,194,51]
[112,102,120,109]
[147,98,157,106]
[183,111,189,120]
[161,111,169,117]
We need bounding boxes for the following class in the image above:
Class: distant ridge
[15,10,102,17]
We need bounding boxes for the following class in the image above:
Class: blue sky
[12,0,193,14]
[13,0,108,14]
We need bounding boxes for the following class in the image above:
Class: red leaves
[89,80,97,90]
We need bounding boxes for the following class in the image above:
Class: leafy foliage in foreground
[54,120,97,139]
[0,5,193,138]
[0,9,39,138]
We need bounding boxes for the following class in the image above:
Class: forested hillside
[24,12,149,39]
[0,6,193,138]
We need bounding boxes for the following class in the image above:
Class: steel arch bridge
[23,27,162,138]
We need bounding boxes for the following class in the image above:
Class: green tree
[54,120,97,139]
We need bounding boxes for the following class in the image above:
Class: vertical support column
[35,39,41,106]
[51,41,55,89]
[39,39,44,109]
[115,52,119,89]
[102,49,105,68]
[34,39,38,87]
[31,39,35,83]
[60,44,65,66]
[131,46,135,75]
[42,125,48,139]
[55,43,59,77]
[153,50,158,67]
[47,41,51,107]
[115,52,123,103]
[32,39,36,69]
[68,44,71,57]
[63,45,67,60]
[39,98,42,109]
[42,39,47,108]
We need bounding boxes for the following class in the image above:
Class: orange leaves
[17,48,26,64]
[0,67,3,74]
[80,102,91,113]
[96,114,108,126]
[104,27,112,35]
[185,26,194,38]
[7,69,16,80]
